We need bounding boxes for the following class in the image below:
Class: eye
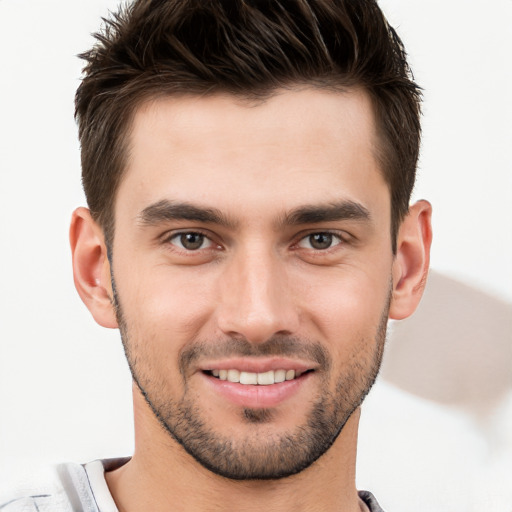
[297,232,343,250]
[169,232,213,251]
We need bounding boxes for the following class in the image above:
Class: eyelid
[294,230,350,249]
[161,229,220,251]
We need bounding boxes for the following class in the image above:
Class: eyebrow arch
[137,200,238,229]
[280,200,371,226]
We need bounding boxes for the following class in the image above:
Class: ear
[389,200,433,320]
[69,207,118,328]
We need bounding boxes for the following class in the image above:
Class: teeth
[239,371,258,385]
[274,369,286,383]
[227,369,240,383]
[257,370,274,385]
[211,368,304,385]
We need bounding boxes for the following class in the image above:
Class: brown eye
[298,232,342,250]
[309,233,332,249]
[170,232,212,251]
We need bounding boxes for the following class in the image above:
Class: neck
[106,386,363,512]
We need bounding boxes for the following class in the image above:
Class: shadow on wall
[381,270,512,422]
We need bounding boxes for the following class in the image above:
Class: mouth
[203,368,314,385]
[197,357,318,408]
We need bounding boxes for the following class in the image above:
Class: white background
[0,1,511,510]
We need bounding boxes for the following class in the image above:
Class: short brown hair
[76,0,421,250]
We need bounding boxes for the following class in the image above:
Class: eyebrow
[279,200,371,226]
[137,200,238,229]
[137,198,371,230]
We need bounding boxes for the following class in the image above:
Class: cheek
[114,261,218,344]
[113,268,213,394]
[294,264,392,347]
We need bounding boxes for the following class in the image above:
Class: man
[2,0,431,510]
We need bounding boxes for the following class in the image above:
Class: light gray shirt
[0,458,385,511]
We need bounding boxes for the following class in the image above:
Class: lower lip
[201,372,313,408]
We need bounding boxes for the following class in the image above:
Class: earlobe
[389,200,433,320]
[69,207,118,328]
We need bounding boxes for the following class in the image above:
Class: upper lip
[199,357,317,374]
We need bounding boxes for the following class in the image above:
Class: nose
[216,245,300,343]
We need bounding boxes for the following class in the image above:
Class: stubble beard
[112,278,389,481]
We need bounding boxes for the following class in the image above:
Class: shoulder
[359,490,387,512]
[0,462,96,512]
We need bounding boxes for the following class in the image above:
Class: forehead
[116,88,389,226]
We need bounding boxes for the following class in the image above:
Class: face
[110,88,394,479]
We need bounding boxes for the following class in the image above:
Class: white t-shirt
[0,458,384,511]
[0,458,127,512]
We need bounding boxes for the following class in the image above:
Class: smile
[206,369,311,385]
[201,363,316,408]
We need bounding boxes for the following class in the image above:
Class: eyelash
[163,230,218,253]
[295,231,347,251]
[162,229,349,254]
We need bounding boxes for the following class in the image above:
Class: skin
[70,88,432,512]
